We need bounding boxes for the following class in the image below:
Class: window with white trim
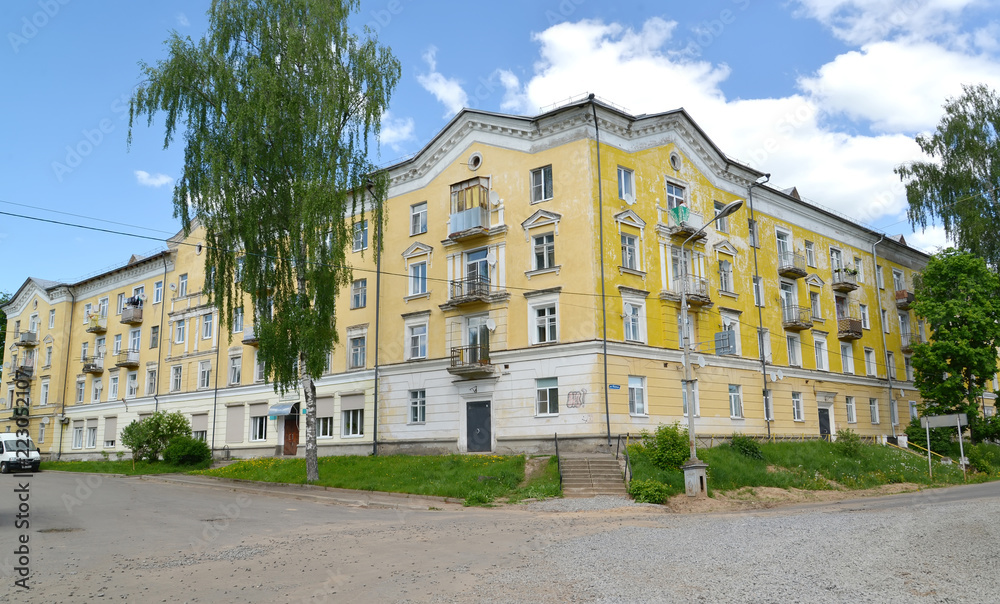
[846,396,857,423]
[753,276,764,307]
[175,319,186,344]
[250,415,267,441]
[232,308,244,334]
[113,334,122,355]
[40,378,49,405]
[881,309,890,334]
[126,371,138,398]
[409,261,427,296]
[154,280,163,303]
[91,378,103,403]
[864,347,877,376]
[887,351,896,380]
[351,279,367,309]
[533,233,555,270]
[109,375,119,400]
[353,220,368,252]
[146,369,157,395]
[682,381,700,417]
[178,274,188,297]
[787,334,801,367]
[48,309,55,329]
[814,335,828,371]
[909,400,918,420]
[714,201,729,233]
[841,343,855,374]
[623,297,646,343]
[618,167,634,200]
[199,361,212,389]
[86,423,97,448]
[804,241,816,267]
[621,233,639,271]
[342,409,364,437]
[718,259,734,293]
[229,356,242,385]
[869,398,880,424]
[763,390,773,421]
[318,417,334,438]
[854,256,864,283]
[876,265,884,289]
[410,202,427,235]
[748,219,759,248]
[255,352,266,382]
[792,391,804,422]
[202,313,213,339]
[665,181,685,209]
[76,380,85,403]
[729,384,743,418]
[810,291,822,319]
[890,399,899,425]
[536,378,559,415]
[530,165,553,203]
[905,356,913,381]
[72,422,83,449]
[407,322,428,360]
[628,376,646,416]
[170,365,182,392]
[860,304,870,329]
[349,336,366,369]
[409,389,426,424]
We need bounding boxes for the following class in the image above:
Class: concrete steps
[559,455,628,498]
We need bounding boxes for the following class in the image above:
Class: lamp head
[715,199,744,220]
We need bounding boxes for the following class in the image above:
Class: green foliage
[896,84,1000,268]
[904,418,954,455]
[163,436,213,466]
[119,412,192,461]
[730,433,764,460]
[628,479,672,504]
[0,290,10,364]
[41,460,203,475]
[970,413,1000,443]
[834,429,864,458]
[508,456,562,503]
[967,443,1000,474]
[639,423,689,470]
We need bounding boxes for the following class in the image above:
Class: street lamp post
[680,198,744,497]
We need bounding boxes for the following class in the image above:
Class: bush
[120,411,192,462]
[967,443,1000,474]
[905,418,952,455]
[642,423,689,471]
[628,479,672,504]
[834,429,864,458]
[163,436,212,466]
[730,433,764,460]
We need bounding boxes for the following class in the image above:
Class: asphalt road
[2,472,999,602]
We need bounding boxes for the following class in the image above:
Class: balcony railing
[895,289,915,310]
[673,275,711,305]
[14,331,37,347]
[782,305,813,331]
[114,349,141,368]
[449,274,491,302]
[777,251,807,279]
[663,207,705,239]
[448,344,496,377]
[900,332,924,352]
[85,315,108,333]
[831,268,859,293]
[837,317,863,340]
[121,306,143,324]
[82,355,104,374]
[14,361,33,377]
[447,206,489,237]
[242,324,259,345]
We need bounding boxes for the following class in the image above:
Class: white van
[0,433,41,473]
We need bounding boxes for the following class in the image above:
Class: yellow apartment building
[3,98,996,461]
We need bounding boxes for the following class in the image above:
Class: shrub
[163,436,212,466]
[967,443,1000,474]
[905,418,952,454]
[834,429,864,458]
[730,433,764,460]
[642,423,689,471]
[120,411,193,462]
[628,479,672,504]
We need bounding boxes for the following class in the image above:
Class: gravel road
[3,474,999,602]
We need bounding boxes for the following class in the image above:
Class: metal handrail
[554,433,562,487]
[616,433,633,483]
[905,439,946,460]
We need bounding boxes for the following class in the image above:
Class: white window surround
[814,333,829,371]
[620,288,648,344]
[729,384,743,419]
[792,392,804,422]
[846,396,857,423]
[841,343,855,374]
[521,209,562,279]
[402,242,433,299]
[681,381,700,417]
[628,375,646,416]
[526,290,560,345]
[617,166,634,201]
[410,201,428,236]
[614,210,646,276]
[804,241,816,267]
[530,165,553,203]
[535,377,559,416]
[403,313,430,360]
[720,311,741,356]
[787,333,801,367]
[352,220,368,252]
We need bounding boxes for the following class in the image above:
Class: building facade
[3,99,995,460]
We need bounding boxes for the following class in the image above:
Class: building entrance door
[467,401,491,452]
[283,415,299,455]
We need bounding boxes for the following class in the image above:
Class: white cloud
[416,47,468,117]
[906,224,953,254]
[134,170,172,187]
[790,0,980,45]
[177,13,190,27]
[799,40,1000,132]
[380,111,415,152]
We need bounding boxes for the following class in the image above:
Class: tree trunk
[302,358,318,482]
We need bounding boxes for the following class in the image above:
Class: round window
[468,152,483,171]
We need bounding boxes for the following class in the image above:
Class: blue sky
[3,0,1000,296]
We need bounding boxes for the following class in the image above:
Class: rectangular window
[153,280,163,303]
[72,423,84,449]
[714,201,729,232]
[44,345,52,367]
[870,398,880,424]
[909,400,918,420]
[148,325,158,349]
[109,376,119,400]
[76,380,85,403]
[178,274,188,297]
[342,409,364,437]
[854,256,864,283]
[229,356,242,385]
[719,259,733,293]
[232,308,244,334]
[117,293,125,315]
[86,425,97,448]
[48,309,55,329]
[804,241,816,267]
[255,353,266,382]
[792,392,804,422]
[171,366,182,392]
[841,343,855,374]
[682,382,700,417]
[810,291,822,319]
[351,279,367,309]
[410,262,427,295]
[753,276,764,307]
[530,165,553,202]
[763,390,773,421]
[349,336,366,369]
[408,324,427,359]
[905,356,914,381]
[91,378,103,403]
[146,369,157,395]
[129,328,141,352]
[787,334,801,367]
[38,423,45,444]
[250,415,267,441]
[860,304,870,330]
[353,220,368,252]
[617,166,634,200]
[666,182,685,209]
[202,313,213,339]
[409,389,426,423]
[175,319,186,344]
[814,337,828,371]
[534,305,557,344]
[729,384,743,418]
[846,396,857,423]
[887,351,896,380]
[199,361,212,388]
[533,233,555,270]
[40,379,50,405]
[624,301,643,342]
[410,202,428,235]
[865,348,877,376]
[113,334,122,355]
[748,219,759,248]
[317,417,334,438]
[758,328,772,363]
[126,371,138,398]
[876,265,884,289]
[628,376,646,416]
[536,377,559,415]
[621,234,639,270]
[890,399,899,426]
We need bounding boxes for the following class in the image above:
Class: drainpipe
[590,94,612,448]
[57,287,76,461]
[871,235,896,437]
[210,307,221,456]
[747,174,771,438]
[370,184,382,457]
[155,253,168,414]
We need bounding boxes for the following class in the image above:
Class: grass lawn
[41,459,211,475]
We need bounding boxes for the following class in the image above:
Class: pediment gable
[402,242,434,258]
[520,209,563,241]
[713,239,739,255]
[805,274,825,287]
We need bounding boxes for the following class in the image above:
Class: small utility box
[682,459,708,498]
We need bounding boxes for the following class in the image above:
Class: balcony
[896,289,915,310]
[672,275,712,306]
[837,316,863,340]
[658,207,706,241]
[782,305,814,331]
[831,268,859,293]
[447,345,496,378]
[447,207,489,240]
[120,305,143,325]
[242,324,259,346]
[14,331,37,347]
[85,315,108,333]
[900,332,924,353]
[777,252,807,279]
[114,349,141,369]
[449,274,491,305]
[82,355,104,374]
